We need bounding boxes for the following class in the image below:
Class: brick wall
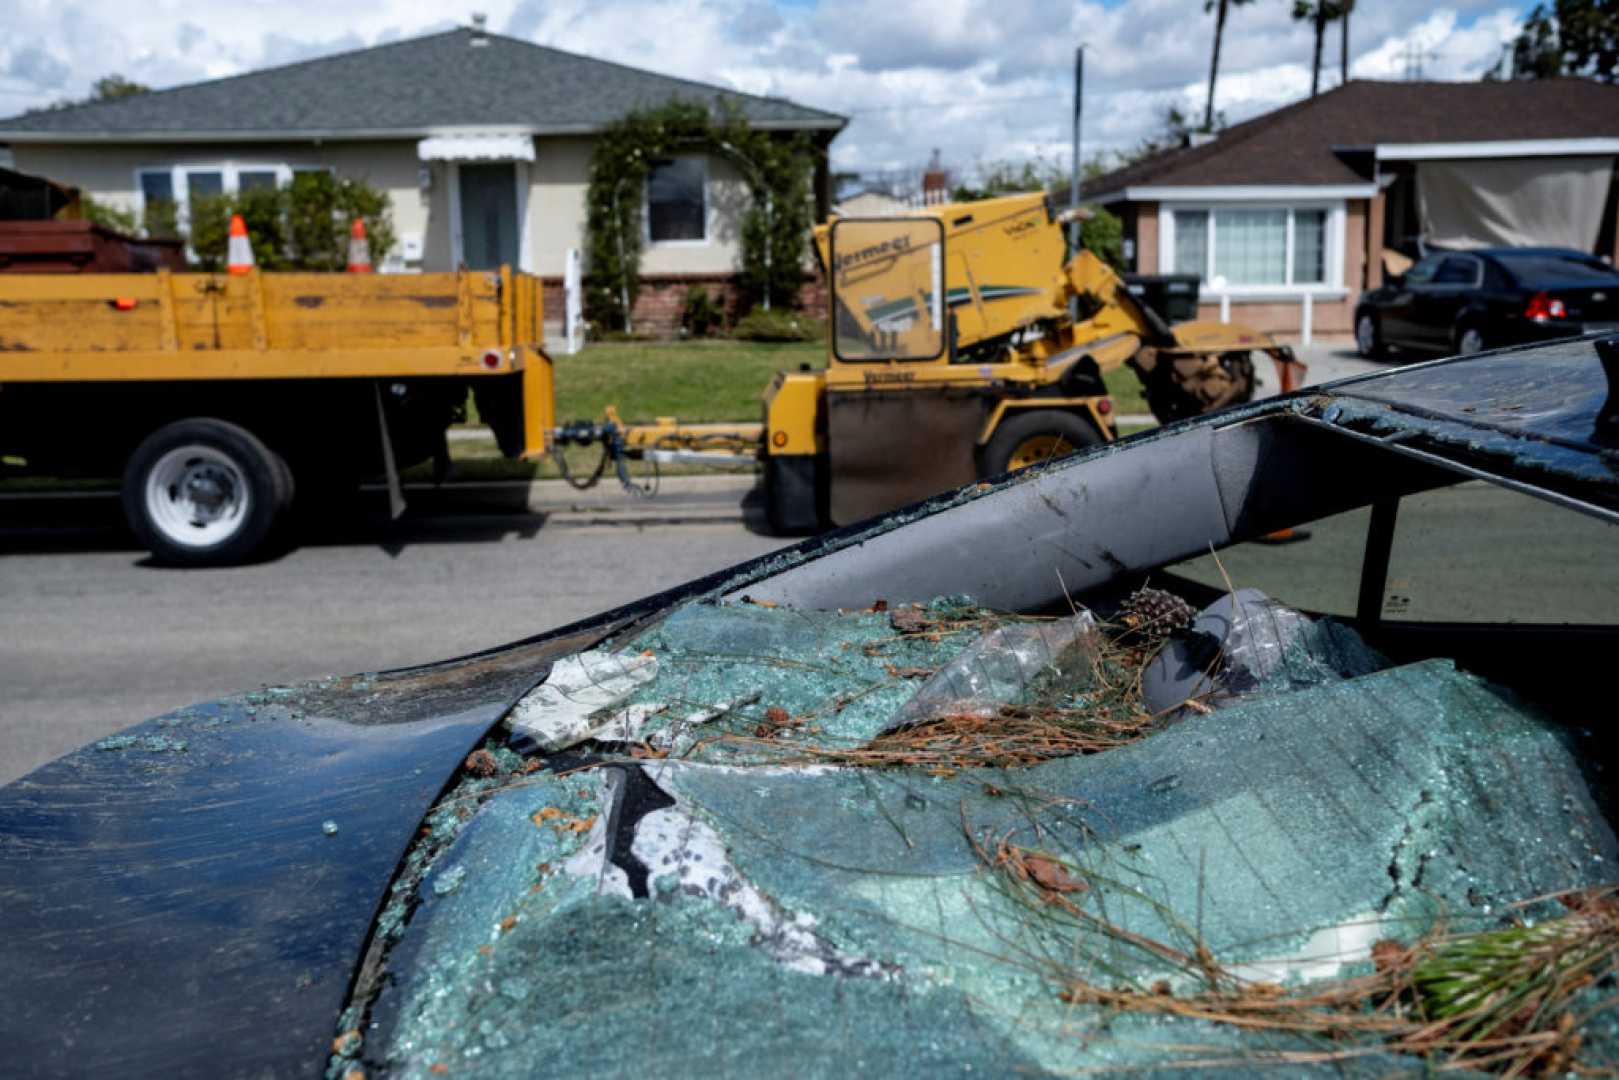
[540,270,830,338]
[1194,296,1354,338]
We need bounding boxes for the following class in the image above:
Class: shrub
[187,173,395,271]
[1080,204,1125,272]
[732,308,825,343]
[187,193,233,270]
[78,194,139,234]
[681,286,725,338]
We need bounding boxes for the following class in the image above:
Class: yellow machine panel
[762,369,825,456]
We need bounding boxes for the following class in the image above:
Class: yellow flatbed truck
[0,267,552,564]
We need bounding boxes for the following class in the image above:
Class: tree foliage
[185,173,396,271]
[36,73,150,112]
[1495,1,1618,82]
[584,99,818,331]
[1115,105,1224,168]
[78,193,177,239]
[88,75,149,101]
[1203,0,1257,130]
[1292,1,1352,96]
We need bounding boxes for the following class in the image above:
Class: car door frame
[1380,255,1442,348]
[1415,253,1485,351]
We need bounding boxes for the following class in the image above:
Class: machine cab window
[827,217,946,362]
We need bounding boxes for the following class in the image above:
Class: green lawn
[522,339,1150,427]
[553,340,822,424]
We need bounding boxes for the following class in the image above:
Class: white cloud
[0,0,1526,182]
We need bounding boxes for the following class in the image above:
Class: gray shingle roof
[0,27,845,139]
[1085,78,1619,196]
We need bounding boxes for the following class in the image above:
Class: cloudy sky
[0,0,1528,181]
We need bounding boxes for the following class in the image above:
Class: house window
[1293,209,1326,283]
[1213,209,1287,284]
[135,163,326,231]
[647,157,707,243]
[1174,210,1207,279]
[237,169,279,192]
[138,170,174,208]
[185,169,225,200]
[1169,204,1338,289]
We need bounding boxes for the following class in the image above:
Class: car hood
[2,337,1616,1076]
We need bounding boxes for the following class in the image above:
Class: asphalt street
[0,342,1419,785]
[0,495,791,784]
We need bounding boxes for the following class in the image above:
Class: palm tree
[1203,0,1255,131]
[1339,0,1356,84]
[1293,1,1331,97]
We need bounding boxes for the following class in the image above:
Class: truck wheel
[122,419,291,566]
[980,410,1104,478]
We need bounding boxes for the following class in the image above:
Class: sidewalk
[387,472,760,525]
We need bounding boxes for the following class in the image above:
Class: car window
[1380,481,1618,624]
[1433,256,1480,286]
[1494,252,1619,286]
[1403,256,1441,285]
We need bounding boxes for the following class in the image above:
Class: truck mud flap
[826,388,988,526]
[764,453,827,533]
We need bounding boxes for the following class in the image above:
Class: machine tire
[122,418,291,566]
[980,409,1105,478]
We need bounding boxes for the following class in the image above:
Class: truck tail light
[1525,291,1567,323]
[481,349,502,370]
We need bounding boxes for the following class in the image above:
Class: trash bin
[1122,273,1201,323]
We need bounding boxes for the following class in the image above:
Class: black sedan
[1355,246,1619,357]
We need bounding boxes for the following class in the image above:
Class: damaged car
[3,334,1618,1078]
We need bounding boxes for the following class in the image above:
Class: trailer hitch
[549,419,655,497]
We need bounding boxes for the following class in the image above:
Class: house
[833,189,910,217]
[1085,79,1619,337]
[0,23,845,336]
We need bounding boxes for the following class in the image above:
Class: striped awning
[416,131,535,163]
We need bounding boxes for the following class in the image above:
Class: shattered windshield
[330,470,1619,1078]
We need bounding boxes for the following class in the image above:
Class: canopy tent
[1417,155,1615,250]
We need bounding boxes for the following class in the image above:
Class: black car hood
[0,625,606,1077]
[2,336,1616,1077]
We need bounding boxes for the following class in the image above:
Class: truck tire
[122,418,291,566]
[980,409,1105,478]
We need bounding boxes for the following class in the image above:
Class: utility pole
[1070,45,1084,256]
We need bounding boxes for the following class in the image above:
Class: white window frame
[445,160,533,273]
[643,154,710,247]
[134,162,329,233]
[1159,200,1347,299]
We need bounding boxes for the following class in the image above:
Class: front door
[458,163,519,270]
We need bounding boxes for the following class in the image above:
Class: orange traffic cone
[226,213,254,275]
[346,218,371,273]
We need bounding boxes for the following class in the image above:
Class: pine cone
[1117,587,1195,643]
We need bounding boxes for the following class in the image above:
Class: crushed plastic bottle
[881,611,1097,733]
